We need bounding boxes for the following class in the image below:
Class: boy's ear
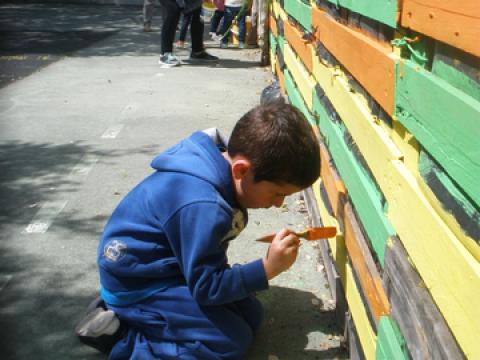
[231,158,252,180]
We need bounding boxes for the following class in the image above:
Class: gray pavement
[0,3,345,359]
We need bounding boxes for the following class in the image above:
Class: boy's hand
[262,228,300,280]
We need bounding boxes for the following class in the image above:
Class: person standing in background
[158,0,218,67]
[143,0,156,32]
[219,0,247,49]
[209,0,225,39]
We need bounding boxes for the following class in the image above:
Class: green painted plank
[376,316,410,360]
[395,60,480,207]
[269,31,277,55]
[325,0,397,28]
[432,43,480,103]
[277,35,286,54]
[284,68,316,126]
[313,92,395,266]
[284,0,312,31]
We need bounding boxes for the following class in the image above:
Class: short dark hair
[228,103,320,188]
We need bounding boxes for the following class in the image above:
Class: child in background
[175,13,193,48]
[75,102,321,359]
[209,0,225,39]
[219,0,247,48]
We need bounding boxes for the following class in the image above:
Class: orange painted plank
[320,143,346,217]
[269,15,278,38]
[275,59,286,95]
[312,7,397,116]
[401,0,480,57]
[284,19,314,73]
[344,202,391,323]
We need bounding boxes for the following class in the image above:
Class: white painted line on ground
[0,275,12,292]
[70,154,99,177]
[101,124,124,139]
[23,200,68,234]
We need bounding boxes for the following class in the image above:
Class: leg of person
[75,296,128,354]
[177,13,192,46]
[143,0,155,31]
[109,286,261,360]
[237,13,246,48]
[219,6,236,48]
[189,7,218,61]
[209,10,224,37]
[159,0,182,66]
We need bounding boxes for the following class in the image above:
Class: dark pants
[209,10,224,34]
[159,0,204,54]
[178,13,193,42]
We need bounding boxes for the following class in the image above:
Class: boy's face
[238,177,303,209]
[229,155,302,209]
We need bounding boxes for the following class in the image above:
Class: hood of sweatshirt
[150,128,237,207]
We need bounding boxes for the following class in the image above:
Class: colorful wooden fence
[269,0,479,358]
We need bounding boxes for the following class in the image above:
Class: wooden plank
[320,143,346,218]
[395,59,480,208]
[283,19,314,72]
[324,0,398,28]
[401,0,480,57]
[344,202,390,323]
[269,15,278,38]
[283,43,315,112]
[283,0,312,31]
[313,179,377,360]
[418,150,480,261]
[304,186,348,331]
[275,58,285,95]
[375,316,410,360]
[383,236,466,359]
[283,68,316,125]
[432,42,480,103]
[303,187,338,300]
[313,53,480,357]
[312,7,397,116]
[312,65,396,266]
[346,312,366,360]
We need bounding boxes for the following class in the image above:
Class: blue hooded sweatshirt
[97,129,269,307]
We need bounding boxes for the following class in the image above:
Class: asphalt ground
[0,3,346,359]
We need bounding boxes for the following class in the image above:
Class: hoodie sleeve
[164,201,269,305]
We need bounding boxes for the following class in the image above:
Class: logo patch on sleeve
[103,240,127,262]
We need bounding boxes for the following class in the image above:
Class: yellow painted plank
[345,263,377,360]
[312,179,377,359]
[314,181,377,359]
[278,6,288,22]
[312,54,480,358]
[270,50,276,74]
[390,119,420,177]
[417,179,480,262]
[283,43,315,111]
[272,0,280,20]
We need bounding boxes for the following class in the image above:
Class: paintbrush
[255,227,337,243]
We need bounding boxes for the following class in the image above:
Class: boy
[76,102,320,359]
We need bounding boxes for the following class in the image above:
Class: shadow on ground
[0,2,262,87]
[247,286,346,359]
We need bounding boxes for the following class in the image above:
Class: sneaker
[158,53,181,67]
[189,50,218,61]
[220,42,228,49]
[239,41,245,49]
[75,297,127,354]
[143,22,152,32]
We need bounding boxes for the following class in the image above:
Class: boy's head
[226,103,320,209]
